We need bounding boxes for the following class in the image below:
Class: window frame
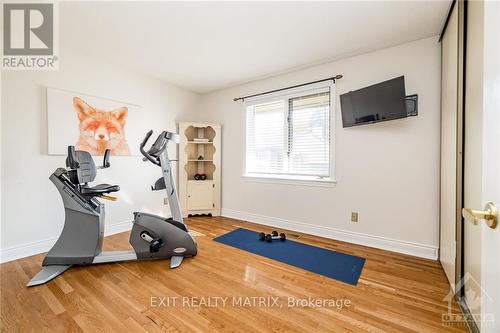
[242,81,336,187]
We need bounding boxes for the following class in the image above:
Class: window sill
[242,174,336,188]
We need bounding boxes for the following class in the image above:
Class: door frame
[440,1,480,332]
[439,0,465,291]
[456,0,466,299]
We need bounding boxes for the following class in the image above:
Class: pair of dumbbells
[194,173,207,180]
[259,230,286,242]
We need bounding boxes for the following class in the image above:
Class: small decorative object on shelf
[178,122,221,217]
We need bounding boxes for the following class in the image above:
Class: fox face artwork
[74,97,131,155]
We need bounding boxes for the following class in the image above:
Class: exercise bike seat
[81,184,120,196]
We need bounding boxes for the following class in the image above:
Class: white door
[462,1,499,331]
[187,181,214,210]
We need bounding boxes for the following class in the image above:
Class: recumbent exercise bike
[27,130,197,287]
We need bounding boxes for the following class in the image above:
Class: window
[245,85,334,184]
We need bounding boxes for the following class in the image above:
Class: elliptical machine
[27,130,197,287]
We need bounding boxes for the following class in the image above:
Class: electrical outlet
[164,197,169,205]
[351,212,358,223]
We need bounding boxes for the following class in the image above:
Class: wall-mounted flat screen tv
[340,76,407,128]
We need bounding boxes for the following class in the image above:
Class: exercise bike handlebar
[140,130,161,166]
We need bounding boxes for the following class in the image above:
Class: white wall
[199,37,441,259]
[1,37,442,262]
[0,47,200,261]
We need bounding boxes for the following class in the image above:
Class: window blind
[245,88,331,179]
[288,92,330,177]
[246,100,286,174]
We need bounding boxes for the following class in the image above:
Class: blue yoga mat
[213,228,365,286]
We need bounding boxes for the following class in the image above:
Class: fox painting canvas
[47,88,142,156]
[74,97,131,155]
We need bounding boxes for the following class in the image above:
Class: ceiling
[60,1,450,93]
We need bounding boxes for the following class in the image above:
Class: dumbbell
[258,231,286,242]
[194,173,207,180]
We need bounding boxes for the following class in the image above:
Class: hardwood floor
[1,216,467,332]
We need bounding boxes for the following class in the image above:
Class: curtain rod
[233,74,343,102]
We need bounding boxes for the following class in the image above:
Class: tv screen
[340,76,407,128]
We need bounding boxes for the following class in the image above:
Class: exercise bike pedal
[140,231,165,253]
[149,239,164,253]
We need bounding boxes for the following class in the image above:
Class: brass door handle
[462,202,498,229]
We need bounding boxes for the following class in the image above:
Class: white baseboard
[0,221,132,264]
[221,208,438,260]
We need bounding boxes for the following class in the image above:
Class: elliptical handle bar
[140,130,160,166]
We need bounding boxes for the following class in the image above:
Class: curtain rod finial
[335,74,343,80]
